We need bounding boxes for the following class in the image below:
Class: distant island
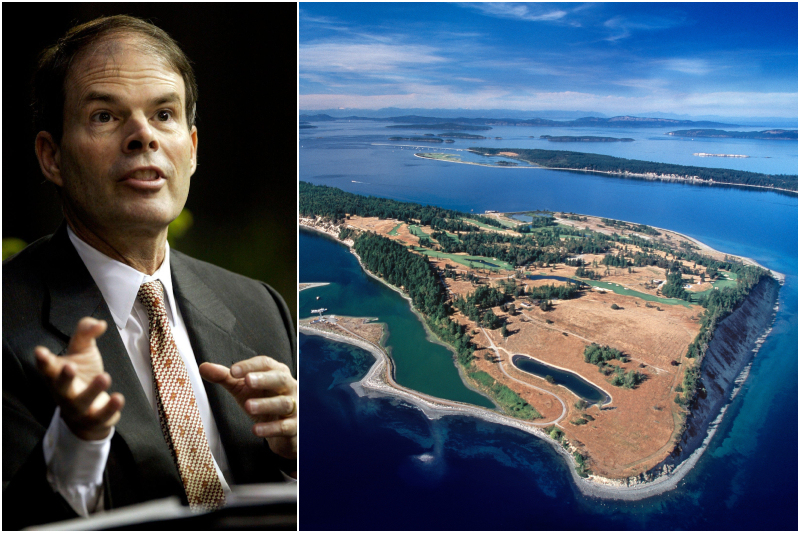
[437,133,487,139]
[388,136,443,143]
[388,123,492,131]
[667,129,797,140]
[300,113,740,129]
[541,135,634,142]
[299,121,317,129]
[469,147,797,192]
[693,153,749,159]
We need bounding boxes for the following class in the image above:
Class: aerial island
[299,182,781,499]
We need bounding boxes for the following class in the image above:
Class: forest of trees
[661,271,691,301]
[471,148,797,191]
[300,181,504,228]
[527,283,581,300]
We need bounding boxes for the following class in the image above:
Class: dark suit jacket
[2,223,296,529]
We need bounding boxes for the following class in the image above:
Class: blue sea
[299,121,798,530]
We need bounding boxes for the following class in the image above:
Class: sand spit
[300,282,330,292]
[298,217,782,500]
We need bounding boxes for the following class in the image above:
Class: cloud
[301,42,446,75]
[603,14,684,42]
[465,3,567,22]
[659,58,713,75]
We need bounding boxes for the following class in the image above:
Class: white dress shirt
[43,228,232,516]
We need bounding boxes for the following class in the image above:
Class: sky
[299,3,798,119]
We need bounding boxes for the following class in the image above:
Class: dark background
[2,3,298,321]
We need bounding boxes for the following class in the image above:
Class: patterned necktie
[137,280,225,511]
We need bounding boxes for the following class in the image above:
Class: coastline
[299,216,782,500]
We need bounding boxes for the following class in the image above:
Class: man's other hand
[34,317,125,441]
[199,356,297,467]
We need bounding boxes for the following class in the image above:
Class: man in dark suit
[3,16,296,529]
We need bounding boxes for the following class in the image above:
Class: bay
[299,121,797,530]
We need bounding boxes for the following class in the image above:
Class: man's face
[54,36,197,236]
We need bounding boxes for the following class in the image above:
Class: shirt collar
[67,226,177,330]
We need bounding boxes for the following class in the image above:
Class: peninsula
[469,147,798,192]
[299,182,781,498]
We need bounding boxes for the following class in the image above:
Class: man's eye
[94,112,112,123]
[157,110,172,121]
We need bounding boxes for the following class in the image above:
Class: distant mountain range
[299,114,740,129]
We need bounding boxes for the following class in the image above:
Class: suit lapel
[170,252,263,482]
[44,225,183,495]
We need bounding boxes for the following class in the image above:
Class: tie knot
[138,280,166,313]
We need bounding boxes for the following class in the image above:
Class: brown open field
[299,315,385,347]
[337,213,709,478]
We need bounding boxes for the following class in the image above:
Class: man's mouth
[127,169,161,181]
[119,167,166,190]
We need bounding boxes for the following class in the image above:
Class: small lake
[512,355,610,405]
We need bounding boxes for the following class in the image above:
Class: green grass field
[582,280,694,308]
[388,223,404,236]
[463,219,515,231]
[408,225,429,239]
[410,247,514,271]
[690,271,739,300]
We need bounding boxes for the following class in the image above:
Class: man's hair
[32,15,198,142]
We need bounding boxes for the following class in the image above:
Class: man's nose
[122,114,159,153]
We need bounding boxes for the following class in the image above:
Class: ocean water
[299,122,797,530]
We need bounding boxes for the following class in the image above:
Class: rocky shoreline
[298,217,782,500]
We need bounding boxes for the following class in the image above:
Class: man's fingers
[90,392,125,426]
[53,361,78,397]
[34,346,63,379]
[198,362,239,391]
[245,395,296,417]
[71,373,111,413]
[66,317,107,354]
[244,370,295,394]
[252,417,297,439]
[231,355,288,378]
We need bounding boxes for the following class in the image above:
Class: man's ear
[35,131,63,186]
[189,125,198,175]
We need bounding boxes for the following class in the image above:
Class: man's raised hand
[199,356,297,471]
[34,317,124,441]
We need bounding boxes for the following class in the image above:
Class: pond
[511,354,610,405]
